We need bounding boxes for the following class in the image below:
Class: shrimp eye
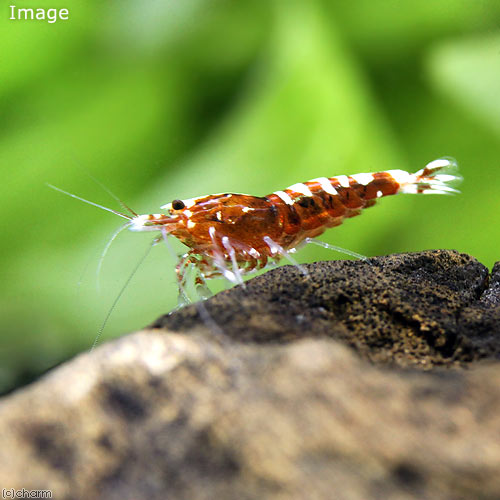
[172,199,185,210]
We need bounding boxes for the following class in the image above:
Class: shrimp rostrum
[128,158,461,296]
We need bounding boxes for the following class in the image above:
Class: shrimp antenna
[47,183,132,220]
[84,173,139,217]
[96,221,133,291]
[91,240,155,351]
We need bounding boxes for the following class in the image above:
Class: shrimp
[128,158,461,293]
[47,157,461,347]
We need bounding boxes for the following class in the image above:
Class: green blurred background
[2,0,500,393]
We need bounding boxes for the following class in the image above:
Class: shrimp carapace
[129,158,461,289]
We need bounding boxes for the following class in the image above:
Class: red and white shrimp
[48,157,461,344]
[126,157,461,294]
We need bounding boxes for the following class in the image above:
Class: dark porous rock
[155,249,498,368]
[0,250,499,500]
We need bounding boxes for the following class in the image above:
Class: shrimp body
[129,158,461,286]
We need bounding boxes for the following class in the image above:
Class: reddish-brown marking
[149,164,456,282]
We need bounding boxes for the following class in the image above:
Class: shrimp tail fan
[401,157,463,195]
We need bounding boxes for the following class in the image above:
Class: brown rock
[0,250,499,500]
[155,249,498,368]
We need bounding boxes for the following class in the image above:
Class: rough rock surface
[0,250,499,500]
[156,249,498,367]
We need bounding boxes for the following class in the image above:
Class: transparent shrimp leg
[189,257,213,300]
[208,227,245,286]
[303,238,370,263]
[262,236,308,276]
[221,236,246,287]
[160,233,225,338]
[238,248,267,275]
[175,253,194,307]
[173,252,214,306]
[158,228,194,306]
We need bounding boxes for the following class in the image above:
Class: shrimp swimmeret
[50,158,461,302]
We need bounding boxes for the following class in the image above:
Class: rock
[0,250,499,500]
[155,249,498,368]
